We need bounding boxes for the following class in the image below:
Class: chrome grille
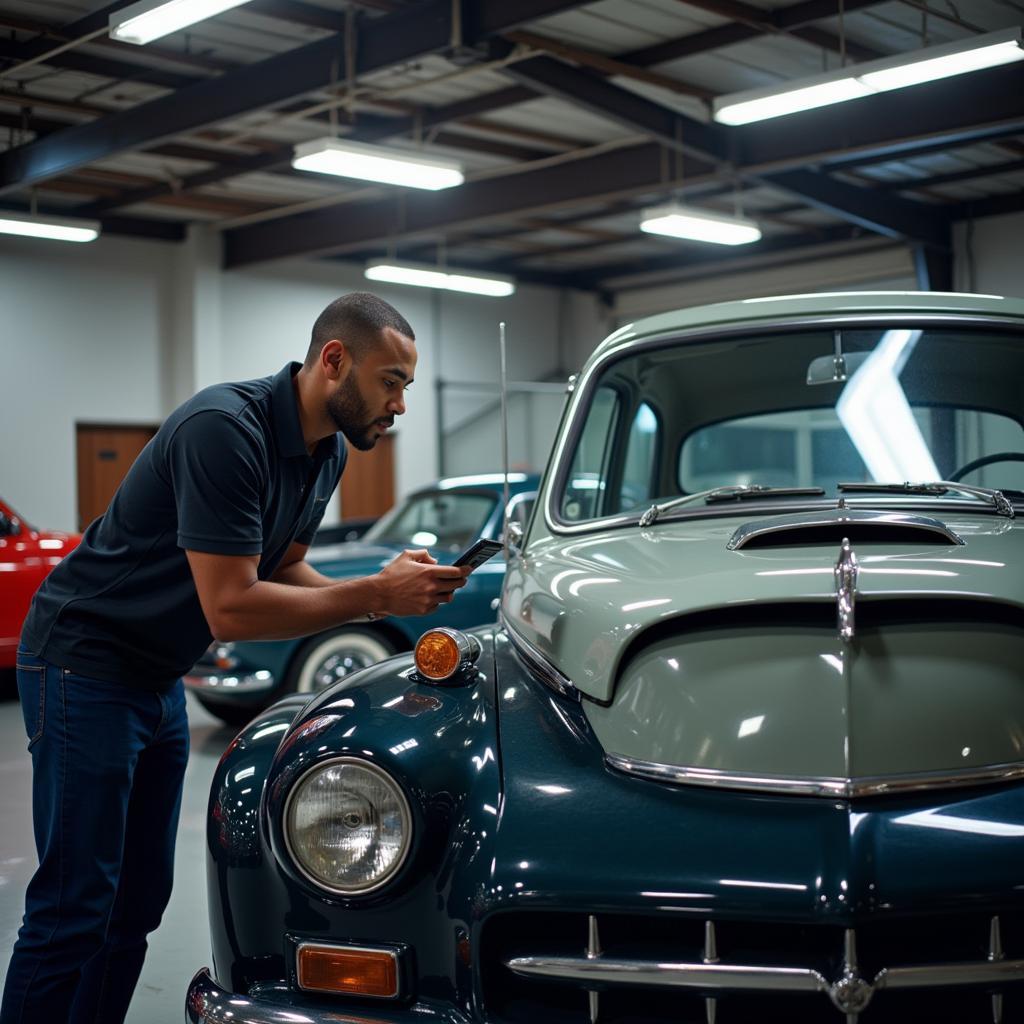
[481,911,1024,1023]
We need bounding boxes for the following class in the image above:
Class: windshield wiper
[837,481,1015,519]
[638,485,826,527]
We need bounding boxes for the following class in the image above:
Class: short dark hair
[305,292,414,367]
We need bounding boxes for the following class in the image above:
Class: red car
[0,497,80,668]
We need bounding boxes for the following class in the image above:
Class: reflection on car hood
[305,541,403,576]
[503,511,1024,705]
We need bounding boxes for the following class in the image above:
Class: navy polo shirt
[22,363,346,691]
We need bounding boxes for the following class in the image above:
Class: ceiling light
[714,27,1024,125]
[0,211,100,243]
[110,0,253,45]
[294,138,464,191]
[639,204,762,246]
[365,260,515,297]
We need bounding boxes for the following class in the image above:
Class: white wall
[0,234,173,533]
[953,210,1024,297]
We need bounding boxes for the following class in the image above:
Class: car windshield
[558,324,1024,523]
[363,490,497,551]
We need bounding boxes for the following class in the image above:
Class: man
[1,293,467,1024]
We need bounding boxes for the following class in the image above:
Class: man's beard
[327,374,388,451]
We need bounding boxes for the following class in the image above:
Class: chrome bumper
[183,668,276,694]
[186,968,467,1023]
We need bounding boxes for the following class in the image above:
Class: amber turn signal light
[415,629,461,680]
[414,627,481,682]
[296,943,398,998]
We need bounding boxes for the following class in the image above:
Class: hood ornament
[834,538,858,643]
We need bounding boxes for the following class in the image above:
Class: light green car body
[504,291,1024,798]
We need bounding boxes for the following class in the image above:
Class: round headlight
[284,758,412,895]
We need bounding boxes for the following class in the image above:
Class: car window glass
[620,402,659,512]
[364,492,496,552]
[557,326,1024,523]
[562,386,619,521]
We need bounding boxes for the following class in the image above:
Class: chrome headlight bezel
[282,756,413,896]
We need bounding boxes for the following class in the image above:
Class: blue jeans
[1,649,189,1024]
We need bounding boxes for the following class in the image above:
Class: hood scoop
[727,507,964,551]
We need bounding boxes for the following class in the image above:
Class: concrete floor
[0,672,238,1023]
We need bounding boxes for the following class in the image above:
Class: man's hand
[373,549,470,617]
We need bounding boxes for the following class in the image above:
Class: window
[620,402,659,511]
[562,386,619,522]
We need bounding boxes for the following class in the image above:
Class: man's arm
[186,547,468,642]
[270,541,336,588]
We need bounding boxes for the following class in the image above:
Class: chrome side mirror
[503,519,524,553]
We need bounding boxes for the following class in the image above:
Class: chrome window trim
[282,756,413,896]
[544,312,1024,538]
[726,508,965,550]
[500,616,579,702]
[605,752,1024,798]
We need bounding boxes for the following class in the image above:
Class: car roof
[595,291,1024,364]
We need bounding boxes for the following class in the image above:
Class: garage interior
[1,0,1023,1021]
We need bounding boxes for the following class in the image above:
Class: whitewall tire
[290,627,396,694]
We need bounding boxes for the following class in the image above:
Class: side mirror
[503,520,524,552]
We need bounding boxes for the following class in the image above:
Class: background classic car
[0,496,80,669]
[185,473,538,724]
[189,292,1024,1024]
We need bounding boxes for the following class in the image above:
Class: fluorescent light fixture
[714,26,1024,125]
[640,204,762,246]
[0,211,100,243]
[293,138,464,191]
[365,260,515,297]
[109,0,253,45]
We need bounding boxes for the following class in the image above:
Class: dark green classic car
[189,292,1024,1024]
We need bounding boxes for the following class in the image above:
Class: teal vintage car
[185,473,537,724]
[190,293,1024,1024]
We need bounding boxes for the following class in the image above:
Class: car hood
[503,509,1024,795]
[305,540,403,576]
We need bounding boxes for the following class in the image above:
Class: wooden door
[76,424,158,531]
[339,434,395,519]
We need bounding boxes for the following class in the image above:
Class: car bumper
[183,667,276,694]
[185,968,468,1024]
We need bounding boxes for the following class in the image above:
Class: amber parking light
[296,942,399,998]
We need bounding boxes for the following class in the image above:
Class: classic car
[0,496,80,668]
[188,292,1024,1024]
[185,473,538,725]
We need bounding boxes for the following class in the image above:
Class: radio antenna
[499,320,510,553]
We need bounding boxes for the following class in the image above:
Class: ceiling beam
[0,0,591,198]
[872,158,1024,192]
[223,140,675,266]
[222,49,1024,267]
[738,63,1024,170]
[503,55,947,246]
[673,0,882,61]
[621,0,885,66]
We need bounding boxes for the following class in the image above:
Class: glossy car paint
[0,498,80,667]
[200,628,1024,1021]
[191,294,1024,1023]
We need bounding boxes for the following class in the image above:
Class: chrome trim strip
[184,669,276,694]
[834,538,859,644]
[876,958,1024,990]
[500,617,579,701]
[506,955,828,993]
[543,312,1023,539]
[605,752,1024,798]
[726,508,965,551]
[505,952,1024,1007]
